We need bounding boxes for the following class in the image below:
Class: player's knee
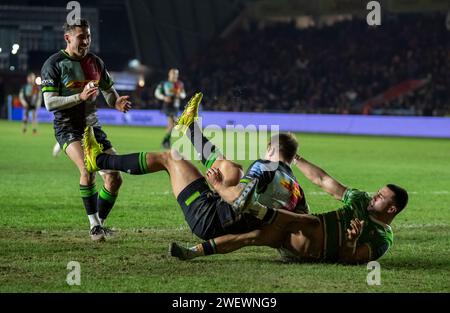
[103,172,122,191]
[80,170,95,184]
[221,163,244,187]
[164,149,184,167]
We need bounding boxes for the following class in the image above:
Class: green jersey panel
[320,188,394,261]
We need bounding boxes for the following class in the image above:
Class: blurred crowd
[179,13,449,116]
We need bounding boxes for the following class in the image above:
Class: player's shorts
[55,124,113,152]
[162,104,178,117]
[177,177,262,240]
[318,211,342,262]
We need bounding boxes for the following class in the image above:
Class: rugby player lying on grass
[170,154,408,264]
[82,93,316,243]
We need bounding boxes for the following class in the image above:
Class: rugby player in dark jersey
[82,93,315,245]
[171,155,408,264]
[19,72,42,134]
[154,68,186,149]
[41,19,131,241]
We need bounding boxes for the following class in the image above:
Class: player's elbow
[44,102,55,112]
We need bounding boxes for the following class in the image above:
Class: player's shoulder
[343,188,371,199]
[85,52,105,65]
[246,159,280,177]
[248,159,271,168]
[342,188,371,208]
[42,50,66,67]
[86,51,100,59]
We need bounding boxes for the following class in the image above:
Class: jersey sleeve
[154,82,164,100]
[97,57,114,91]
[341,188,371,216]
[365,231,392,260]
[240,160,276,193]
[41,57,61,95]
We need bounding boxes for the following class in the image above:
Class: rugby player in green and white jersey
[170,155,408,264]
[41,19,131,241]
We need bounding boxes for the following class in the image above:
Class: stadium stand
[183,13,449,116]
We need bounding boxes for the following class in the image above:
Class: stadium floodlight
[138,76,145,87]
[0,47,2,53]
[11,43,20,55]
[128,59,140,69]
[35,76,42,86]
[9,66,15,71]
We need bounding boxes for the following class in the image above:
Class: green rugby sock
[96,152,148,175]
[80,183,98,215]
[162,132,171,143]
[188,122,219,168]
[97,186,117,221]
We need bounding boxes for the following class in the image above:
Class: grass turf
[0,120,449,292]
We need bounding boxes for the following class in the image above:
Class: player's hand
[293,154,303,164]
[163,96,172,103]
[80,82,98,101]
[205,167,224,189]
[346,218,365,242]
[115,95,132,113]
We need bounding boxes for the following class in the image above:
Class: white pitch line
[396,223,449,229]
[148,191,171,196]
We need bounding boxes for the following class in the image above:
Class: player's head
[368,184,408,219]
[27,72,36,85]
[63,19,91,59]
[266,133,298,163]
[168,68,179,82]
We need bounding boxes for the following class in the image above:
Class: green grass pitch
[0,120,449,292]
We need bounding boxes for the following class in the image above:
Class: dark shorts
[318,211,342,262]
[55,124,113,152]
[162,104,178,117]
[177,178,262,240]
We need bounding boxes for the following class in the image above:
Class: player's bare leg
[176,93,243,186]
[170,209,319,260]
[31,109,38,134]
[22,109,29,133]
[162,116,175,149]
[83,126,204,198]
[169,224,285,260]
[146,150,203,197]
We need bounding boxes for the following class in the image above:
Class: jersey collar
[369,215,392,232]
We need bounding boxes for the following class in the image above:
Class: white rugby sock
[88,213,101,229]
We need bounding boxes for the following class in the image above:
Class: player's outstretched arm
[43,83,97,112]
[101,86,131,113]
[293,155,346,201]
